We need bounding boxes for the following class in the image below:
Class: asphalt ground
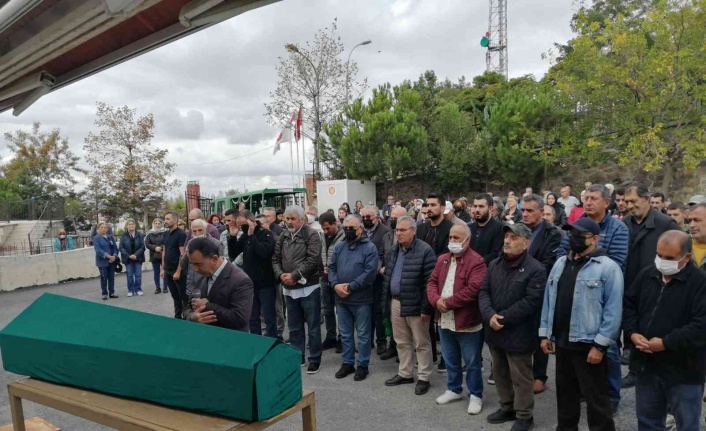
[0,271,691,430]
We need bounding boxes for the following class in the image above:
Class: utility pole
[486,0,508,79]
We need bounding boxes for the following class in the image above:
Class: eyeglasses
[570,232,593,239]
[361,216,375,220]
[395,228,412,233]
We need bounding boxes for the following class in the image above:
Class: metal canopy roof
[0,0,279,116]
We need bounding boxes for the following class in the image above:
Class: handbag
[114,256,123,273]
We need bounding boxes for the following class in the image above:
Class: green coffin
[0,293,302,422]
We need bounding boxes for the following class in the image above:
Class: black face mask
[240,224,249,232]
[344,228,358,242]
[362,219,374,229]
[389,219,397,230]
[569,234,590,254]
[454,207,463,213]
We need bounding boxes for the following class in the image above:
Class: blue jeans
[439,328,484,398]
[125,261,142,293]
[337,302,372,367]
[285,289,322,364]
[606,344,621,407]
[98,265,115,295]
[249,288,278,338]
[151,262,161,289]
[635,372,704,431]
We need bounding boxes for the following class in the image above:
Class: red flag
[295,106,303,141]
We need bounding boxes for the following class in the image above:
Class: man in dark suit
[621,184,680,388]
[183,237,254,332]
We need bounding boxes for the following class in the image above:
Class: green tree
[431,102,482,195]
[83,102,179,226]
[2,123,84,199]
[551,0,706,192]
[0,177,20,200]
[323,84,429,190]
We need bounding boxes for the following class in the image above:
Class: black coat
[478,252,547,353]
[456,210,472,223]
[381,237,437,317]
[416,219,454,257]
[527,220,562,276]
[469,217,505,265]
[227,226,276,290]
[365,221,391,270]
[183,261,254,332]
[623,263,706,384]
[624,208,680,288]
[144,230,165,263]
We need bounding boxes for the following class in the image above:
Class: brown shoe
[533,379,545,394]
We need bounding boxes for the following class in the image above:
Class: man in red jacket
[427,224,488,415]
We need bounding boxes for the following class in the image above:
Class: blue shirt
[390,247,406,296]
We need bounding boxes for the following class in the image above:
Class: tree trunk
[661,160,675,198]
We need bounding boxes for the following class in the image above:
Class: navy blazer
[119,231,146,263]
[94,234,119,267]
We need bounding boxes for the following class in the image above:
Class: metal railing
[0,235,89,257]
[27,199,65,255]
[0,196,65,222]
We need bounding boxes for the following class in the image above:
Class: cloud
[0,0,576,196]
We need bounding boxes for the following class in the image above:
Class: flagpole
[302,135,307,192]
[289,128,294,187]
[294,128,300,188]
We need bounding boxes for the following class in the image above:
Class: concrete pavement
[0,271,666,430]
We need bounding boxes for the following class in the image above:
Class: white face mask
[448,240,466,254]
[59,235,66,239]
[307,214,315,224]
[654,255,684,276]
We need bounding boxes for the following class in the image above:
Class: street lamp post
[285,43,322,179]
[346,40,372,103]
[285,40,371,180]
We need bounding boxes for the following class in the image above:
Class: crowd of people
[89,183,706,431]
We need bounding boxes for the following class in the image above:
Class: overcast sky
[0,0,576,198]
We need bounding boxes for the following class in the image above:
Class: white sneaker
[127,292,133,297]
[468,395,483,415]
[435,390,464,405]
[136,291,144,296]
[665,414,676,431]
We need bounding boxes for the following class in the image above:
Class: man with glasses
[359,205,392,355]
[382,216,437,395]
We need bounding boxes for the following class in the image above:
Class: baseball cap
[562,217,600,236]
[444,201,453,215]
[502,223,532,239]
[688,195,706,205]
